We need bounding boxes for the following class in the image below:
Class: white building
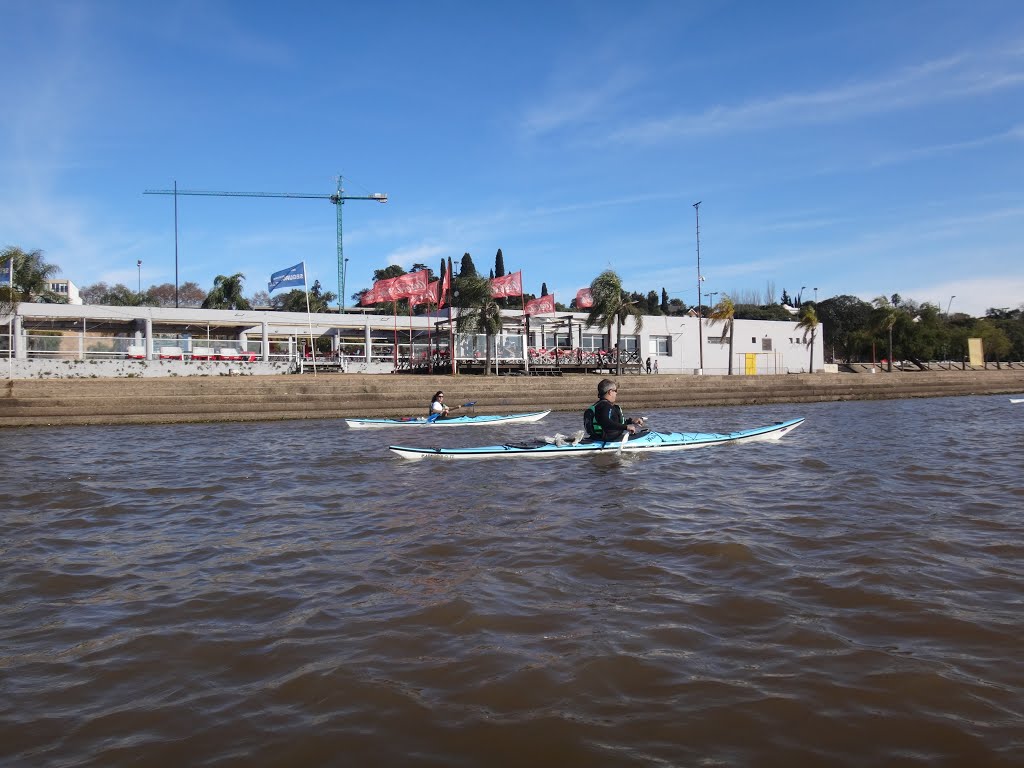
[2,302,825,377]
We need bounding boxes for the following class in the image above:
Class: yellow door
[745,353,757,375]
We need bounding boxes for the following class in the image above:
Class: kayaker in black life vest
[584,378,646,441]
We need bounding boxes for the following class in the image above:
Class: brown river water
[1,395,1022,767]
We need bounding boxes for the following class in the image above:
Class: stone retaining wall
[3,369,1023,428]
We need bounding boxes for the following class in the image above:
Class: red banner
[575,288,593,309]
[410,280,440,307]
[360,285,380,306]
[439,267,450,309]
[364,269,430,303]
[490,270,523,298]
[524,293,555,316]
[395,269,429,298]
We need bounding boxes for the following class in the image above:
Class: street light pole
[137,260,142,294]
[946,295,956,316]
[694,201,704,374]
[814,287,818,302]
[174,180,179,308]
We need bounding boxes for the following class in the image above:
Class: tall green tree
[454,273,502,374]
[972,319,1012,364]
[202,273,251,310]
[708,295,737,374]
[273,280,337,313]
[585,270,644,375]
[459,252,478,278]
[144,281,206,307]
[817,294,873,364]
[2,246,64,303]
[646,290,661,315]
[494,248,505,278]
[871,296,898,371]
[660,287,669,314]
[796,304,820,373]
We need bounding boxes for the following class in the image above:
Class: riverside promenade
[2,369,1024,428]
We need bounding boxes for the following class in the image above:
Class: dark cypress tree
[647,290,660,315]
[541,282,548,296]
[494,248,505,278]
[661,287,669,314]
[460,252,478,278]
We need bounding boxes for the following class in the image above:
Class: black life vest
[584,402,602,437]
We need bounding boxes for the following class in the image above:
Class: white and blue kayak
[345,410,551,430]
[389,417,804,460]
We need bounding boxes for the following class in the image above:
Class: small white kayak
[390,417,804,460]
[1011,398,1024,404]
[345,410,551,429]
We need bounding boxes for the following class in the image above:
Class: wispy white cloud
[867,123,1024,168]
[521,70,640,139]
[607,45,1024,144]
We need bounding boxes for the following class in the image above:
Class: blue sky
[2,0,1022,316]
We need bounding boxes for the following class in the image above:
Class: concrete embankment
[2,369,1024,428]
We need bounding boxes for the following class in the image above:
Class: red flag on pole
[393,269,429,298]
[439,266,450,309]
[411,280,440,307]
[489,270,523,298]
[360,285,380,306]
[575,288,594,309]
[524,294,555,316]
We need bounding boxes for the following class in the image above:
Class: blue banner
[268,262,305,293]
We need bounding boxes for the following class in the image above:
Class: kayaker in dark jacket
[584,378,646,441]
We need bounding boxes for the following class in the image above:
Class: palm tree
[202,273,251,310]
[585,270,644,375]
[872,296,897,372]
[2,246,63,304]
[275,280,337,313]
[454,273,502,374]
[708,294,737,374]
[796,304,819,373]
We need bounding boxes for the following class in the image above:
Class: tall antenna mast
[694,201,703,374]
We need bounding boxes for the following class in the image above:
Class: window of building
[581,334,605,352]
[543,332,571,349]
[621,335,639,353]
[649,335,671,355]
[761,338,773,351]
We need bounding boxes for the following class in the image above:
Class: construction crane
[144,176,387,311]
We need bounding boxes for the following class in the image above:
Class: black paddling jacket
[584,399,636,441]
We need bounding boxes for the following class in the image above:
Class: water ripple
[1,396,1022,766]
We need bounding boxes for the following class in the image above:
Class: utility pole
[694,201,704,374]
[174,180,179,307]
[137,260,142,294]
